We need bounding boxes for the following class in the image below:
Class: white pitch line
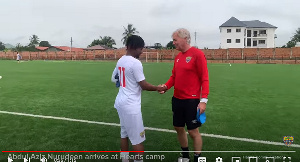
[0,110,299,148]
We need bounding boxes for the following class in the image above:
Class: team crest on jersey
[140,131,145,138]
[186,57,192,63]
[283,136,294,147]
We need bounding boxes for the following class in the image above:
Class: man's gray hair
[172,28,191,44]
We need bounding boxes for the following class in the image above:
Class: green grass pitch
[0,60,299,161]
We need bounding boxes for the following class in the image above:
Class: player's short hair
[172,28,191,44]
[126,35,145,49]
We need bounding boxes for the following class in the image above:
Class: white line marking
[0,110,299,148]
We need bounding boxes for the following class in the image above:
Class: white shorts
[117,109,145,145]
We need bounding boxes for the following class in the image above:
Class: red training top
[165,47,209,99]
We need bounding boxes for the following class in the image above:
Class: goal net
[140,52,159,63]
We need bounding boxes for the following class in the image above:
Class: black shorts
[172,96,201,130]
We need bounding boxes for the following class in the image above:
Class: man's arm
[197,51,209,99]
[133,61,167,92]
[138,80,167,92]
[197,51,209,114]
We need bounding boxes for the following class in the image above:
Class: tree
[13,43,35,52]
[0,41,5,51]
[39,41,51,47]
[28,34,40,47]
[284,28,300,48]
[88,39,101,47]
[166,41,175,49]
[99,36,116,48]
[15,43,24,52]
[88,36,116,48]
[121,24,139,45]
[154,43,163,49]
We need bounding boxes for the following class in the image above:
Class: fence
[1,47,300,64]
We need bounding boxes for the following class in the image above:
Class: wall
[1,47,300,62]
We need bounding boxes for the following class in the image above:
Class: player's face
[172,34,187,52]
[135,47,144,58]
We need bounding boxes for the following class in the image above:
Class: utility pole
[70,37,73,52]
[194,31,197,48]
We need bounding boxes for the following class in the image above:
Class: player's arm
[133,62,166,92]
[138,80,166,91]
[111,67,118,83]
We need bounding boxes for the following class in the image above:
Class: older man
[161,28,209,162]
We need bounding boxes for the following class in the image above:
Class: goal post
[142,52,159,63]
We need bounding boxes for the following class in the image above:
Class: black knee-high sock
[181,147,189,158]
[194,153,201,162]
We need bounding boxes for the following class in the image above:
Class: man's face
[134,47,144,58]
[172,33,187,51]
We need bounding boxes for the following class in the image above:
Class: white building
[219,17,277,49]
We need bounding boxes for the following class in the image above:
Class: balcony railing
[253,34,267,37]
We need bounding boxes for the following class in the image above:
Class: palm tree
[121,24,139,45]
[29,34,40,47]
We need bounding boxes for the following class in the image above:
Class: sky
[1,0,300,49]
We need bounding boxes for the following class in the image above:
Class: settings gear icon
[215,157,223,162]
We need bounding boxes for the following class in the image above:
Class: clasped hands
[157,84,167,94]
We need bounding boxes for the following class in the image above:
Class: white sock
[134,160,143,162]
[120,152,129,162]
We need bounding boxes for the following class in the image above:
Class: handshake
[157,84,167,94]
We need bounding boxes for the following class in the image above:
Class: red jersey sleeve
[197,51,209,98]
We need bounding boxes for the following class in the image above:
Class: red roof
[53,46,84,52]
[36,46,49,51]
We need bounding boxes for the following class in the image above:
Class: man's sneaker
[178,157,190,162]
[177,153,190,162]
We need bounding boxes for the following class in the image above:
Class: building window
[259,30,266,34]
[247,30,251,37]
[227,29,231,33]
[236,29,241,32]
[258,40,266,44]
[227,39,231,43]
[253,40,257,46]
[247,38,251,47]
[236,39,240,43]
[253,31,258,37]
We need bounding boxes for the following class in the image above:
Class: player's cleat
[177,153,190,162]
[178,157,190,162]
[196,109,206,124]
[115,73,120,88]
